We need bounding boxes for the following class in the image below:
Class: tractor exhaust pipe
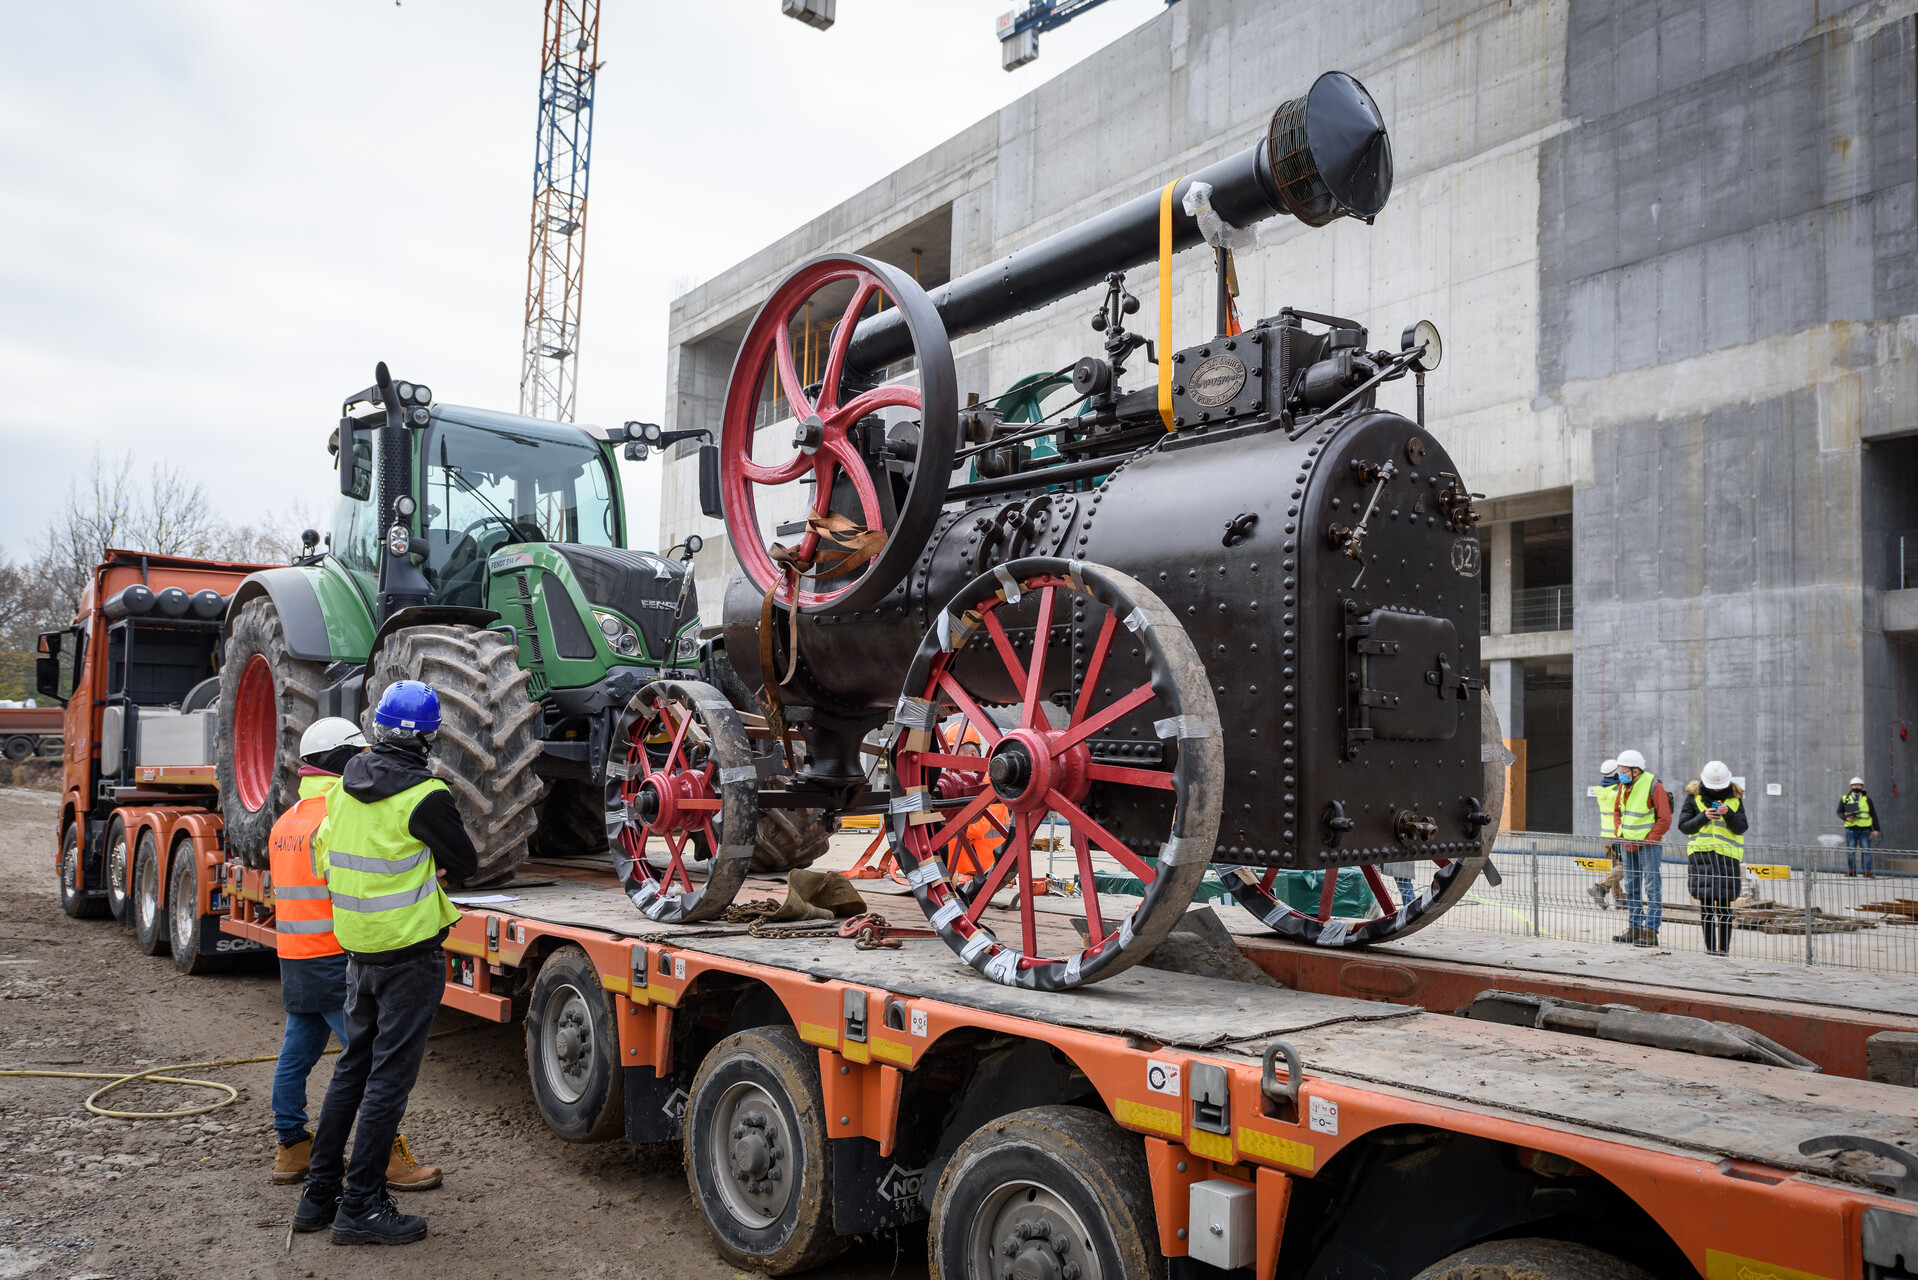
[847,70,1391,373]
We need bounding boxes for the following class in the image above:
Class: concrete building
[658,0,1918,845]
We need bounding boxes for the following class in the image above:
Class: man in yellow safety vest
[1586,758,1626,910]
[1839,777,1881,877]
[1610,749,1671,947]
[293,681,476,1247]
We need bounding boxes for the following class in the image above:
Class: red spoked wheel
[1219,690,1507,945]
[889,558,1222,991]
[719,253,957,614]
[604,680,758,924]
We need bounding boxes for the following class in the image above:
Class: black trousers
[303,949,443,1208]
[1699,902,1733,954]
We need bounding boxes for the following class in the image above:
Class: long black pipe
[846,71,1391,374]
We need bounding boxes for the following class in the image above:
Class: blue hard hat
[373,680,441,733]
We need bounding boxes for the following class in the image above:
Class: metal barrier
[1410,830,1918,974]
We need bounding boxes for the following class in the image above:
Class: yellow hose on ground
[0,1048,338,1119]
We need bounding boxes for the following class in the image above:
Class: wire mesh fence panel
[1403,831,1918,975]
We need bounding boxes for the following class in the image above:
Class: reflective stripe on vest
[1842,792,1874,828]
[267,793,342,960]
[1596,782,1619,838]
[317,777,460,954]
[1619,771,1659,839]
[1687,795,1745,860]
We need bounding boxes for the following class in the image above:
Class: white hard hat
[1850,777,1865,788]
[1700,761,1733,790]
[1600,758,1619,775]
[1616,749,1647,770]
[300,716,367,760]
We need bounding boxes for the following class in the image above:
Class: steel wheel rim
[540,983,594,1104]
[60,839,77,902]
[966,1178,1102,1280]
[170,857,194,949]
[107,829,128,910]
[136,848,158,931]
[231,653,276,813]
[709,1079,796,1230]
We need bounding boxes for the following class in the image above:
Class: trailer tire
[167,841,231,976]
[59,823,107,919]
[525,945,623,1143]
[749,809,835,875]
[132,830,169,956]
[929,1104,1161,1280]
[683,1025,846,1276]
[219,597,325,869]
[1411,1239,1657,1280]
[4,735,32,761]
[364,624,545,886]
[104,814,132,925]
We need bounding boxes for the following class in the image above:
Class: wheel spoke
[1048,681,1158,755]
[981,608,1028,692]
[1072,823,1107,946]
[1021,587,1054,730]
[1013,813,1039,958]
[679,798,722,812]
[1085,762,1176,790]
[772,314,816,422]
[961,832,1021,927]
[1046,790,1155,884]
[817,280,877,414]
[1070,612,1118,727]
[663,704,695,773]
[1360,863,1398,914]
[1316,867,1339,923]
[917,789,998,864]
[739,452,811,486]
[934,671,1003,749]
[908,752,990,773]
[1259,867,1278,891]
[819,436,886,534]
[829,382,920,428]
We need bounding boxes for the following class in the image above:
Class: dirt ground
[0,789,928,1280]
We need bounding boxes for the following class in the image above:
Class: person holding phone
[1678,762,1748,956]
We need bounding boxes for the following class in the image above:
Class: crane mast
[519,0,601,422]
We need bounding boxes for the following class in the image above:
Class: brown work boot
[272,1138,311,1185]
[1633,927,1659,948]
[386,1134,442,1191]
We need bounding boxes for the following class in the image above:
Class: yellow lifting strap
[1157,177,1182,433]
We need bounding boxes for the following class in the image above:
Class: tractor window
[421,411,620,607]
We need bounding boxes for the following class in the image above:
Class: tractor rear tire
[530,779,609,860]
[364,625,546,887]
[749,809,835,875]
[218,597,325,869]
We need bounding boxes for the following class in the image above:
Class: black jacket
[1676,785,1751,840]
[336,742,481,963]
[1838,788,1881,831]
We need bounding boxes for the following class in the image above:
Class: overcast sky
[0,0,1171,561]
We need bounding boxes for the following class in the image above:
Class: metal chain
[715,899,918,948]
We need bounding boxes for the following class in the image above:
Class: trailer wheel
[167,841,230,975]
[928,1104,1161,1280]
[525,945,623,1143]
[683,1025,846,1276]
[59,823,107,919]
[218,597,325,868]
[1411,1239,1656,1280]
[4,734,32,761]
[132,830,169,956]
[104,815,132,925]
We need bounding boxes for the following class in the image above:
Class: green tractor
[215,363,828,884]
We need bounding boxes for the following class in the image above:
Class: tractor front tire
[218,597,325,868]
[364,625,545,887]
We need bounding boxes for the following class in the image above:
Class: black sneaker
[331,1192,427,1245]
[293,1186,341,1233]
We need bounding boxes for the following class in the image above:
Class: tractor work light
[413,384,432,404]
[395,495,416,517]
[385,524,411,558]
[397,383,414,401]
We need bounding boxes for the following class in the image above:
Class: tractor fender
[362,606,503,679]
[226,569,335,663]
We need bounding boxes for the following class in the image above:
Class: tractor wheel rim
[232,654,276,813]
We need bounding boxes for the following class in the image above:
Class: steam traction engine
[606,72,1505,990]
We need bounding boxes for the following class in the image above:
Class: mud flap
[622,1066,688,1145]
[831,1136,929,1235]
[203,915,264,956]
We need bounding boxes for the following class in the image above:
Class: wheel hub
[792,413,824,454]
[725,1109,786,1199]
[998,1216,1078,1280]
[988,741,1034,802]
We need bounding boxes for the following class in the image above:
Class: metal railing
[1896,531,1918,590]
[1408,830,1918,975]
[1510,585,1573,633]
